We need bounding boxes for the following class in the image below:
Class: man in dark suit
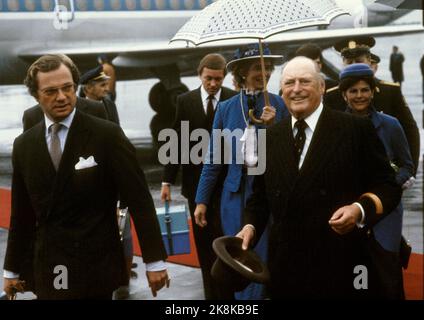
[79,65,120,125]
[237,57,401,299]
[324,36,420,175]
[23,96,107,132]
[161,53,237,300]
[389,45,405,87]
[3,54,169,300]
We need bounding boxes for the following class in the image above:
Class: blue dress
[347,107,414,252]
[196,90,288,299]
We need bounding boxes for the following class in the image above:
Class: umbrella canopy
[170,0,348,123]
[170,0,348,45]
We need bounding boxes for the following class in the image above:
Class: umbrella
[170,0,348,123]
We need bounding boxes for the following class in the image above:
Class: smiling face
[36,64,77,122]
[342,80,374,115]
[280,57,325,119]
[243,59,274,91]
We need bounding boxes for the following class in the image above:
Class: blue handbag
[156,201,191,256]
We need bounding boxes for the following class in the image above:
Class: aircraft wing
[375,0,423,10]
[17,23,424,81]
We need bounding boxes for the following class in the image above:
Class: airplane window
[126,0,136,10]
[199,0,209,9]
[7,0,20,11]
[155,0,165,10]
[25,0,36,11]
[170,0,179,10]
[111,0,121,10]
[125,0,136,10]
[76,0,88,11]
[93,0,104,11]
[41,0,53,11]
[184,0,195,10]
[140,0,151,10]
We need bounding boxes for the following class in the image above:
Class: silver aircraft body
[0,0,422,104]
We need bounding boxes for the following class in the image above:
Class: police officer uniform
[324,36,420,174]
[80,65,120,125]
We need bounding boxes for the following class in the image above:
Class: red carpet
[403,253,424,300]
[1,187,422,298]
[0,188,11,229]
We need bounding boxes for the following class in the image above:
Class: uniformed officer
[324,36,420,174]
[370,52,380,74]
[79,65,120,125]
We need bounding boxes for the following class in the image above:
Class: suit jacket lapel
[295,107,344,194]
[33,121,57,179]
[51,110,91,202]
[193,87,206,117]
[272,117,299,190]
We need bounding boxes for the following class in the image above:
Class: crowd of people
[2,35,420,300]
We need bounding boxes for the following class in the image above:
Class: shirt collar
[44,107,76,134]
[291,102,323,133]
[201,85,221,103]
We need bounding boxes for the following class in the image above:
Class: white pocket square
[74,156,98,170]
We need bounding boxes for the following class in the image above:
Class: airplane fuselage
[0,0,418,84]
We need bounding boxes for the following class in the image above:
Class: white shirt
[200,86,221,114]
[291,103,323,169]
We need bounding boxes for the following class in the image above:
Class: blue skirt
[220,175,269,300]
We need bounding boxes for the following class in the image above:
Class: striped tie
[294,119,307,165]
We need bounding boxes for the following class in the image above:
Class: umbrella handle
[248,109,264,124]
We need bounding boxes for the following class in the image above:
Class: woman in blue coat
[194,43,288,300]
[339,63,414,299]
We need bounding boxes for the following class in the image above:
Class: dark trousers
[187,198,233,300]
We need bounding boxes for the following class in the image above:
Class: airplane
[0,0,422,139]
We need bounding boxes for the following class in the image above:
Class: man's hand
[3,278,25,300]
[146,270,170,298]
[329,204,362,235]
[194,204,207,227]
[260,106,276,126]
[236,225,255,250]
[161,184,171,202]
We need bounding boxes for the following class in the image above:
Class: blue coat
[195,91,288,207]
[195,90,288,300]
[370,109,414,252]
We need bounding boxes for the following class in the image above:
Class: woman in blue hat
[339,63,414,299]
[194,43,288,300]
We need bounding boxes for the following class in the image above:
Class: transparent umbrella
[170,0,348,122]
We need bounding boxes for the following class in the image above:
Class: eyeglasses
[38,83,76,97]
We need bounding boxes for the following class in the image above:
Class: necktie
[206,95,215,131]
[294,119,307,165]
[49,123,62,171]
